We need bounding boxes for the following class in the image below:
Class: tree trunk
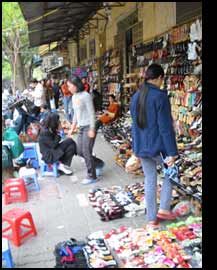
[11,53,27,93]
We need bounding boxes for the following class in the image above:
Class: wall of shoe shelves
[101,17,202,210]
[100,48,123,111]
[85,57,100,93]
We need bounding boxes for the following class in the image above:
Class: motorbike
[6,97,42,142]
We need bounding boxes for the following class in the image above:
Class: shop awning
[19,2,103,47]
[39,42,58,57]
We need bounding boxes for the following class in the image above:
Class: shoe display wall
[100,49,122,111]
[100,18,202,214]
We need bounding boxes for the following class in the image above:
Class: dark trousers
[54,95,59,109]
[46,99,51,110]
[77,126,104,179]
[95,119,103,131]
[58,138,77,167]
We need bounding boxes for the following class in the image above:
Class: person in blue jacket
[130,64,178,229]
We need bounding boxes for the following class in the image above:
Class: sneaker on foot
[58,163,73,175]
[81,178,99,185]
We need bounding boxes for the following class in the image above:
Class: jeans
[63,96,73,123]
[77,126,104,179]
[140,156,173,222]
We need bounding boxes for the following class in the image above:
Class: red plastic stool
[2,208,37,247]
[4,178,28,205]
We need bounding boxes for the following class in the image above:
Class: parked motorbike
[7,97,41,142]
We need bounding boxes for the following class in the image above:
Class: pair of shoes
[81,178,99,185]
[58,163,73,175]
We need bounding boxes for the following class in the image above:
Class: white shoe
[58,163,73,175]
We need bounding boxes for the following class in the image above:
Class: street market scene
[2,2,202,268]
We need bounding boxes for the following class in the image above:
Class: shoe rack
[86,57,99,93]
[101,18,202,213]
[100,48,123,111]
[122,73,138,113]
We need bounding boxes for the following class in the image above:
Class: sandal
[157,212,177,220]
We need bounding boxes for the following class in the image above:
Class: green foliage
[2,2,38,82]
[2,60,12,79]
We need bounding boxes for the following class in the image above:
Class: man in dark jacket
[53,79,60,109]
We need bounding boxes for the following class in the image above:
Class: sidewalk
[2,134,148,268]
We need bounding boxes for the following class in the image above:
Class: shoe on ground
[81,178,99,185]
[145,221,160,230]
[58,163,73,175]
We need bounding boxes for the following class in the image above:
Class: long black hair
[136,64,164,129]
[44,112,60,135]
[68,75,85,92]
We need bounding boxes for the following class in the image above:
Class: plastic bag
[2,145,13,168]
[172,201,193,216]
[125,155,141,173]
[3,127,24,158]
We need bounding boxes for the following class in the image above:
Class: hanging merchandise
[190,19,202,42]
[188,42,198,61]
[101,48,122,110]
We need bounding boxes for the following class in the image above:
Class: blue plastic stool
[96,167,103,177]
[23,143,39,169]
[40,160,59,178]
[22,174,40,192]
[2,238,14,268]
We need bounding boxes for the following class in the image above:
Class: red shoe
[157,212,177,220]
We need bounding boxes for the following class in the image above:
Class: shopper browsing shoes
[130,64,178,229]
[67,75,104,185]
[39,112,77,175]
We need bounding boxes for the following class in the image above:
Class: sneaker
[81,178,99,185]
[58,163,73,175]
[58,170,73,176]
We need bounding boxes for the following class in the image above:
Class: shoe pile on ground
[54,239,87,268]
[104,216,202,268]
[83,231,117,268]
[88,187,125,221]
[101,112,145,175]
[88,182,148,221]
[53,216,202,268]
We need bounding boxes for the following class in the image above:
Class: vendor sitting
[95,94,119,130]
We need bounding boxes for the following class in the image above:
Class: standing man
[53,79,60,110]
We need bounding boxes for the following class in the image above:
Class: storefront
[18,2,202,268]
